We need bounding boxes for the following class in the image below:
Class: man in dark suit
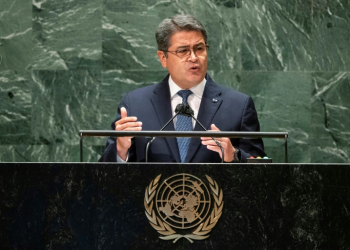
[99,15,265,163]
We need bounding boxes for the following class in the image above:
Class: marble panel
[30,0,102,70]
[241,0,313,71]
[0,144,93,162]
[311,72,350,163]
[100,69,168,129]
[206,69,241,89]
[239,71,312,163]
[102,0,241,71]
[312,0,350,71]
[29,144,103,162]
[1,0,349,164]
[0,145,32,162]
[0,0,32,71]
[0,143,103,162]
[0,70,32,145]
[31,70,101,152]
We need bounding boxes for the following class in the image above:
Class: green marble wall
[0,0,349,163]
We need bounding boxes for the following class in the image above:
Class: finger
[213,137,230,143]
[120,107,128,119]
[200,136,212,141]
[201,124,220,140]
[211,124,220,131]
[202,139,228,147]
[116,122,142,130]
[115,116,138,125]
[206,145,223,156]
[116,126,142,140]
[201,139,216,146]
[201,136,228,142]
[122,126,142,131]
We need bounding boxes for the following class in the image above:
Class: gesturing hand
[201,124,235,162]
[115,107,142,161]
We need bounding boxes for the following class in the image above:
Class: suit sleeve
[238,97,266,161]
[98,93,136,162]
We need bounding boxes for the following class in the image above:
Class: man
[99,15,265,163]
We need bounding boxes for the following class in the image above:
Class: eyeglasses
[164,45,209,58]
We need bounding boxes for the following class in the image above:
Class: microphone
[179,104,225,163]
[145,104,186,162]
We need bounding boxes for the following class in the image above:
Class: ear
[157,51,167,68]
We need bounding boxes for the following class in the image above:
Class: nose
[188,49,198,62]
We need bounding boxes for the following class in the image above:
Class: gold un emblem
[144,173,224,243]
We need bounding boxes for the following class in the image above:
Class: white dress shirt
[169,75,206,129]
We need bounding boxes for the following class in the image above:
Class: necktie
[176,90,193,163]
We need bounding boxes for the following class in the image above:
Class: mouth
[189,65,200,71]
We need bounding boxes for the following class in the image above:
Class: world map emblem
[144,173,224,243]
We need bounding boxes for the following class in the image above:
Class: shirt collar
[169,75,206,99]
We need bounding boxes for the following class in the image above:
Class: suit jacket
[99,74,265,163]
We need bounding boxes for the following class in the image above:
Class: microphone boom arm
[145,103,226,163]
[145,108,182,162]
[181,104,225,163]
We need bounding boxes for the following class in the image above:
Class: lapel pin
[212,98,218,103]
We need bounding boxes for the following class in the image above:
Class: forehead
[169,30,205,48]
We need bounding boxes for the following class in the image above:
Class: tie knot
[177,90,192,104]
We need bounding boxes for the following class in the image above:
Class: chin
[185,80,202,88]
[188,76,204,84]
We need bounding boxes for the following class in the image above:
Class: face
[157,30,208,89]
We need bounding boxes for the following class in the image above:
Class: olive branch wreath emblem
[144,174,224,243]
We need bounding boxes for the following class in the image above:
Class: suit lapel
[150,75,181,162]
[185,75,222,163]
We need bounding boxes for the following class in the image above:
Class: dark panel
[0,163,349,249]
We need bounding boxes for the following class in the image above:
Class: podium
[1,162,350,249]
[79,130,289,162]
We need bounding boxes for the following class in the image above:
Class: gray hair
[155,15,208,54]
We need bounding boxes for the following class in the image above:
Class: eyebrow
[176,42,205,49]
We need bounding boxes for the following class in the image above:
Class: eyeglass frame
[162,44,210,58]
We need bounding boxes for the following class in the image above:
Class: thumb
[210,124,220,131]
[120,107,128,118]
